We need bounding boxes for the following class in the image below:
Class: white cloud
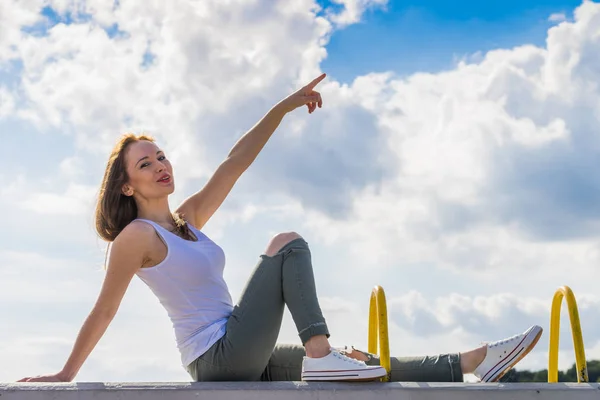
[0,0,44,61]
[21,183,97,215]
[0,250,99,304]
[59,156,85,178]
[549,12,567,23]
[294,1,600,280]
[0,87,15,117]
[326,0,389,27]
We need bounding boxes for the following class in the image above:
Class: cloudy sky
[2,0,600,383]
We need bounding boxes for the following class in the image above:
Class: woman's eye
[140,162,150,168]
[158,155,166,161]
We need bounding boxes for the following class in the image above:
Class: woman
[18,73,542,383]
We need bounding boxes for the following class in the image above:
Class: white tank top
[134,219,233,367]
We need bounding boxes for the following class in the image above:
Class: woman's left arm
[177,73,326,229]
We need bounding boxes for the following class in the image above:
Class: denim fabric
[186,238,462,382]
[259,345,463,382]
[187,238,329,381]
[190,342,463,382]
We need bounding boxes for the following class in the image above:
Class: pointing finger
[306,73,326,90]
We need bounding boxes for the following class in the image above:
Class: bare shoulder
[115,220,156,246]
[108,221,157,269]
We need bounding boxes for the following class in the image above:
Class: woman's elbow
[90,304,119,321]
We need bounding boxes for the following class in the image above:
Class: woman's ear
[122,185,134,196]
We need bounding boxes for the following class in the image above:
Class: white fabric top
[134,219,233,367]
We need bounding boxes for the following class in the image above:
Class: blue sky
[320,0,581,81]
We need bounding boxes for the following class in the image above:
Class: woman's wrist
[272,99,291,116]
[58,368,75,382]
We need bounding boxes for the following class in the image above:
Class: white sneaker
[301,349,387,381]
[474,325,543,382]
[331,345,356,355]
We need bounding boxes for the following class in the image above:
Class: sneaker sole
[302,367,387,382]
[484,326,543,383]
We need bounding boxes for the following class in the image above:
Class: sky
[1,0,600,383]
[320,0,584,80]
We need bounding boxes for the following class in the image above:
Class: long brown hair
[95,133,189,243]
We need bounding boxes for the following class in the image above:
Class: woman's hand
[279,73,326,114]
[18,371,71,383]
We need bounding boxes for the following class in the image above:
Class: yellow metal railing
[548,286,588,383]
[368,285,391,381]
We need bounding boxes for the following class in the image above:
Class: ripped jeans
[186,238,462,382]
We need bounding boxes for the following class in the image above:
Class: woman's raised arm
[178,73,326,230]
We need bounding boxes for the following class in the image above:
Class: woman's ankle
[460,345,487,374]
[305,335,331,358]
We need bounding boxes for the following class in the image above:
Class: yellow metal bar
[368,285,391,381]
[548,286,588,383]
[548,290,561,382]
[368,292,378,354]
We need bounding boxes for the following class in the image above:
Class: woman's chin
[153,186,175,197]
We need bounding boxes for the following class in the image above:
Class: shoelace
[489,333,520,348]
[331,350,366,366]
[331,345,354,355]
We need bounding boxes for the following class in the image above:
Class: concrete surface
[2,382,600,400]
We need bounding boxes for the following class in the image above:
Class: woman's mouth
[157,175,171,184]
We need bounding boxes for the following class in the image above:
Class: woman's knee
[264,232,304,257]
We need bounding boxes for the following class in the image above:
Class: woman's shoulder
[113,220,157,247]
[106,221,159,270]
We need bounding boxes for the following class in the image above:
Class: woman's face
[123,140,175,199]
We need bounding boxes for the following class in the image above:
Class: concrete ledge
[2,382,600,400]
